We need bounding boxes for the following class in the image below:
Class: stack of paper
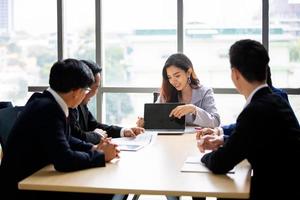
[181,156,235,173]
[112,132,154,151]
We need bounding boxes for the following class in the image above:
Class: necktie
[65,116,71,139]
[74,108,79,122]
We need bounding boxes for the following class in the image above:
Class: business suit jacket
[221,86,290,140]
[70,104,122,144]
[0,91,105,199]
[201,87,300,199]
[157,85,220,128]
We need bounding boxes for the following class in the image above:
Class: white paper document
[112,132,154,151]
[181,156,235,173]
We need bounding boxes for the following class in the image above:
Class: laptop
[144,103,186,135]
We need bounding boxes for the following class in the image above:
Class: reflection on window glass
[64,0,95,60]
[184,0,262,88]
[103,93,153,125]
[102,0,176,87]
[0,0,57,105]
[87,96,96,117]
[269,0,300,88]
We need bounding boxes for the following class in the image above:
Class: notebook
[144,103,186,135]
[181,156,235,173]
[111,132,154,151]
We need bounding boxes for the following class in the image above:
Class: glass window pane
[102,0,176,87]
[103,92,300,127]
[214,94,244,125]
[184,0,262,88]
[269,0,300,88]
[103,93,152,125]
[103,92,245,127]
[289,95,300,121]
[0,0,57,105]
[64,0,95,60]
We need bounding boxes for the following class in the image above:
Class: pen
[98,132,107,138]
[94,128,108,138]
[194,127,202,131]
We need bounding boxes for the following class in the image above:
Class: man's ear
[231,67,240,81]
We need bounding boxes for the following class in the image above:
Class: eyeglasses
[83,87,91,94]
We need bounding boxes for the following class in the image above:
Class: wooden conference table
[19,133,251,199]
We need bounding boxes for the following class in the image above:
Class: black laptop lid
[144,103,185,129]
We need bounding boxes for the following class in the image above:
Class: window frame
[28,0,300,123]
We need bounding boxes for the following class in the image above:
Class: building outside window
[0,0,299,125]
[0,0,56,105]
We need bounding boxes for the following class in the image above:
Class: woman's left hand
[169,104,196,119]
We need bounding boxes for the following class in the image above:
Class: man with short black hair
[199,39,300,199]
[0,58,118,200]
[69,60,144,145]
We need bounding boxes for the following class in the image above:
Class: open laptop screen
[144,103,185,130]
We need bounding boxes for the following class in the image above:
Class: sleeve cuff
[120,127,125,137]
[217,127,224,136]
[223,135,229,142]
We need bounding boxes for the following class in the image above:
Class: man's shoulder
[27,91,53,105]
[247,94,272,110]
[271,87,289,101]
[271,86,285,95]
[243,92,288,119]
[25,92,61,117]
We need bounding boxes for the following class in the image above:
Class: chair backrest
[153,92,160,103]
[0,106,24,153]
[0,101,13,110]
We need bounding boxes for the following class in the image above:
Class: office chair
[153,92,160,103]
[0,106,24,155]
[0,101,13,109]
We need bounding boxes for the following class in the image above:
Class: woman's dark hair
[49,58,94,93]
[80,60,102,76]
[160,53,200,102]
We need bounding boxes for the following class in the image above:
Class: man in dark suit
[0,59,119,200]
[196,66,290,152]
[198,39,300,200]
[69,60,144,145]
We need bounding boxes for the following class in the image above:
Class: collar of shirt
[244,83,268,108]
[47,87,69,117]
